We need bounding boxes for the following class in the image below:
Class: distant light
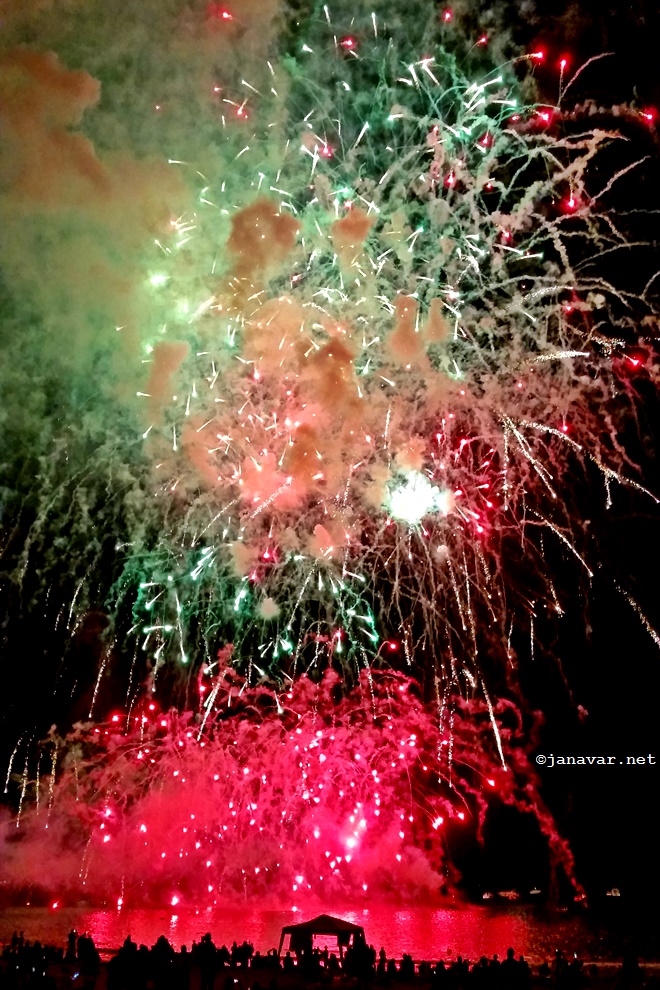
[208,4,233,20]
[171,896,180,906]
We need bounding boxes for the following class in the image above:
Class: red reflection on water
[0,906,595,962]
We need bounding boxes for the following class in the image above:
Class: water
[0,904,652,963]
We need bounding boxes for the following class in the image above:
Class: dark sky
[470,0,660,107]
[485,0,660,910]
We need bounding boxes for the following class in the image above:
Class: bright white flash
[387,471,452,525]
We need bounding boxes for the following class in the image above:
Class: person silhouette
[199,933,217,990]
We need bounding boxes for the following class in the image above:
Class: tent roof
[280,914,365,936]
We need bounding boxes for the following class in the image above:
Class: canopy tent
[278,914,366,959]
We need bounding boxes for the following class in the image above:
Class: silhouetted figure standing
[401,953,416,980]
[500,947,520,989]
[518,956,531,990]
[176,945,192,990]
[66,930,78,963]
[539,961,551,981]
[618,952,643,990]
[152,935,176,990]
[78,934,101,990]
[471,956,490,990]
[554,950,569,989]
[135,944,150,990]
[199,932,218,990]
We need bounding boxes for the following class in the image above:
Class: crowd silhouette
[0,929,652,990]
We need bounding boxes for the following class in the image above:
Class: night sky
[472,0,660,910]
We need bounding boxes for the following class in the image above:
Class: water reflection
[0,905,603,962]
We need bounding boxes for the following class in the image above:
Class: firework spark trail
[615,584,660,650]
[0,665,578,905]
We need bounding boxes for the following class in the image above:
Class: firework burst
[1,0,658,905]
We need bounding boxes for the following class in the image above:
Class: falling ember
[1,666,580,903]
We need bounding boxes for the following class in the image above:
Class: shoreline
[2,901,658,969]
[2,956,660,990]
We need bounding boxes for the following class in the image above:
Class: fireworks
[119,3,657,695]
[2,663,578,905]
[0,0,658,905]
